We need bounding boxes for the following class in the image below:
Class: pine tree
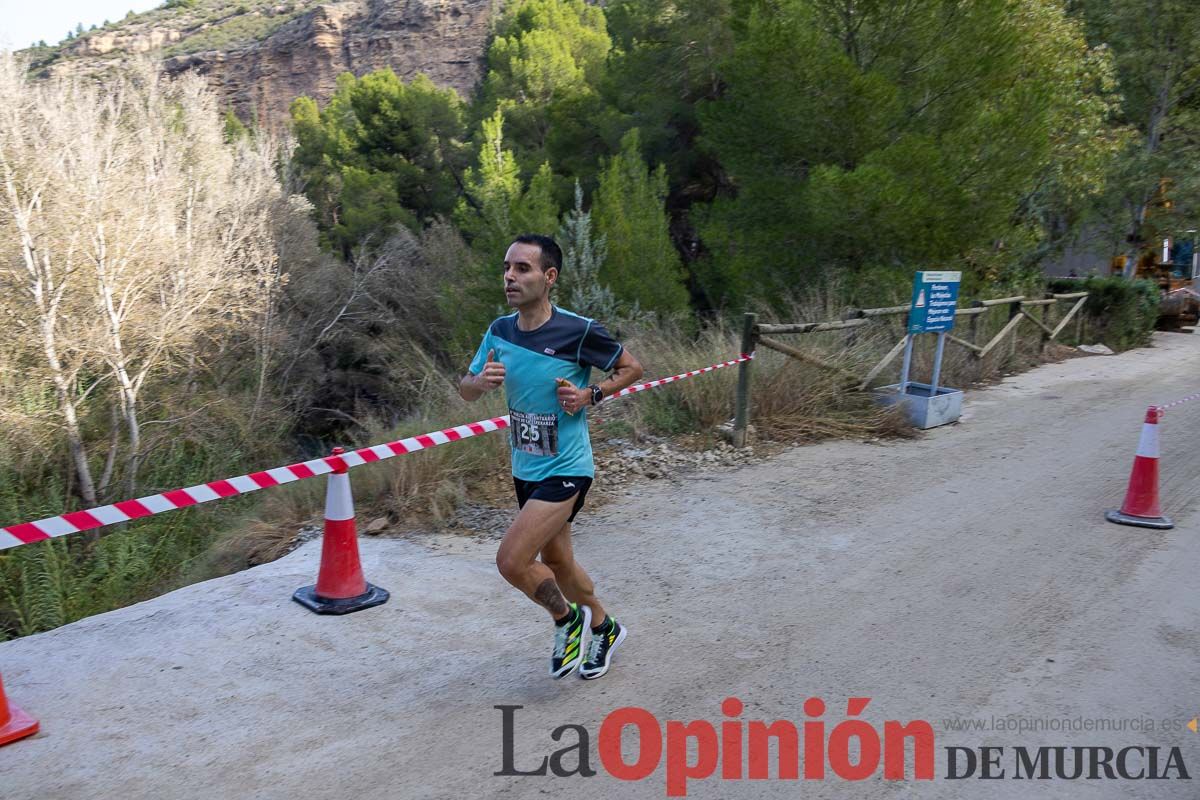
[449,110,564,347]
[480,0,613,170]
[289,69,468,255]
[592,129,689,314]
[456,110,523,259]
[696,0,1119,304]
[513,162,559,236]
[457,110,561,253]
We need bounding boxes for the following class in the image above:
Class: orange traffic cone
[1106,407,1173,529]
[293,448,390,614]
[0,672,39,747]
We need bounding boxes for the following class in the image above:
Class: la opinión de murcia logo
[495,698,1192,797]
[497,697,932,796]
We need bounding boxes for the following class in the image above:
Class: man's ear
[545,266,559,287]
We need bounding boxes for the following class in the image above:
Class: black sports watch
[588,384,603,406]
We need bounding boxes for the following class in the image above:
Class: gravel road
[2,333,1199,799]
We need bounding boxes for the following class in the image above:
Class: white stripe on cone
[324,472,355,522]
[1135,421,1160,459]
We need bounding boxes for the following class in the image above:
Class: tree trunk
[35,271,98,507]
[93,223,143,495]
[1125,60,1175,279]
[97,403,120,495]
[249,256,279,430]
[5,169,98,506]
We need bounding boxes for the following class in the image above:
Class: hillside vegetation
[22,1,322,68]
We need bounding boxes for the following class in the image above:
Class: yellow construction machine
[1111,241,1199,330]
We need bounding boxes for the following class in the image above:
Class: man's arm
[555,349,644,413]
[595,349,643,400]
[460,348,505,402]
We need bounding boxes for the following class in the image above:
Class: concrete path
[2,333,1200,799]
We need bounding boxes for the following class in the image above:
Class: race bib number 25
[510,409,559,456]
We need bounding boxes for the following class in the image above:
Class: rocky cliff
[42,0,494,128]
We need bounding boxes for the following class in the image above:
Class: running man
[459,234,644,679]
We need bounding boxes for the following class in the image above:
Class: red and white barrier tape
[0,353,753,551]
[609,354,752,398]
[1156,390,1200,413]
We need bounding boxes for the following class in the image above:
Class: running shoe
[550,603,591,679]
[580,617,627,680]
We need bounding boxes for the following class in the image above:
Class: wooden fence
[731,291,1090,446]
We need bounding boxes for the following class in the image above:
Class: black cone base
[292,583,390,615]
[1104,509,1174,530]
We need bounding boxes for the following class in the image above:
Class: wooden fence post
[971,300,985,382]
[842,308,864,348]
[1008,300,1021,362]
[733,312,758,448]
[1040,294,1051,352]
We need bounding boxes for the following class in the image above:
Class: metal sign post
[906,270,961,392]
[898,335,914,394]
[875,271,964,429]
[929,331,947,394]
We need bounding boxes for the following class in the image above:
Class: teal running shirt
[469,306,623,481]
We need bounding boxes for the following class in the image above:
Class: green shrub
[0,508,244,641]
[0,426,268,642]
[1048,276,1159,350]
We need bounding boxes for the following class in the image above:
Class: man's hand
[555,377,588,415]
[459,349,505,401]
[479,349,505,391]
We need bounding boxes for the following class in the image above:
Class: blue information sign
[907,271,961,334]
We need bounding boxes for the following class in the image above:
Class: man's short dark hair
[512,234,563,274]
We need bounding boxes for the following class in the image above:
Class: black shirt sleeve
[577,320,623,371]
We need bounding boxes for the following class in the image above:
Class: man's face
[503,241,555,308]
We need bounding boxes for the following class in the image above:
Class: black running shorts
[513,475,593,522]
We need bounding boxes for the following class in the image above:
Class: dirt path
[2,334,1199,799]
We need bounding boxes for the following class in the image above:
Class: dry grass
[219,517,307,566]
[221,372,513,556]
[356,405,512,525]
[612,298,920,445]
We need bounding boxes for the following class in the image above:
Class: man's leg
[497,494,596,678]
[542,516,627,680]
[541,520,607,625]
[540,520,624,681]
[495,497,578,619]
